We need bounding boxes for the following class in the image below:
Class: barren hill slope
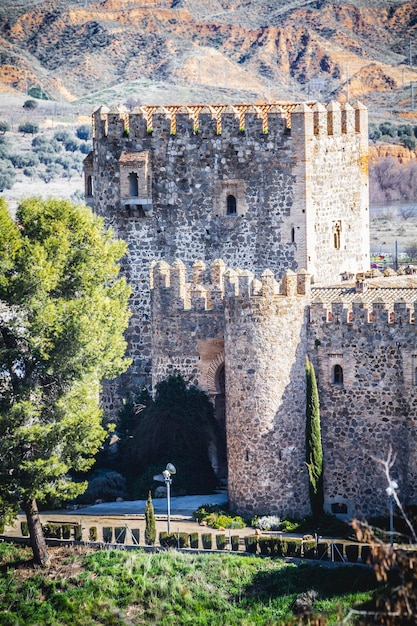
[0,0,416,113]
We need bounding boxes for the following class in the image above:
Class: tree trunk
[22,498,50,567]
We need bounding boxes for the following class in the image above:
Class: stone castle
[85,101,417,520]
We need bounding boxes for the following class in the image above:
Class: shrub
[303,540,316,559]
[280,519,300,532]
[189,532,199,549]
[10,152,39,168]
[103,527,113,543]
[145,491,156,545]
[253,515,281,531]
[74,524,82,541]
[282,538,302,557]
[89,527,98,542]
[62,524,71,540]
[216,534,227,550]
[76,124,92,141]
[0,121,10,134]
[23,99,38,110]
[244,536,258,554]
[231,535,240,551]
[43,523,62,539]
[54,130,73,143]
[202,533,212,549]
[77,470,127,504]
[194,505,245,529]
[0,160,16,190]
[18,122,39,135]
[115,527,126,544]
[159,532,188,548]
[258,536,282,556]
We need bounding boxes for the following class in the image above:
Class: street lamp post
[162,463,176,533]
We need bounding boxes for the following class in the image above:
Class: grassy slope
[0,543,381,625]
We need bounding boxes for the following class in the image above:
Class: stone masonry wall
[224,269,312,517]
[308,297,417,518]
[90,101,369,391]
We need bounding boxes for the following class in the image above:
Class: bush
[77,470,127,504]
[231,535,240,551]
[216,534,227,550]
[62,524,71,540]
[194,505,245,529]
[23,99,38,110]
[54,130,73,143]
[258,536,282,556]
[145,492,156,546]
[115,527,126,544]
[303,540,316,559]
[0,160,16,190]
[18,122,39,135]
[282,538,302,557]
[159,532,189,548]
[10,152,39,168]
[189,532,199,549]
[43,523,62,539]
[244,536,258,554]
[0,121,10,134]
[252,515,281,531]
[76,124,92,141]
[202,533,212,549]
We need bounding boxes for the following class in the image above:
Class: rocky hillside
[0,0,416,117]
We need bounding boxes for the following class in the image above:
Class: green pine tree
[305,356,324,519]
[145,491,156,545]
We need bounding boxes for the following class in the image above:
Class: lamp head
[166,463,176,475]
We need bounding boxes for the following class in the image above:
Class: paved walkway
[71,493,228,518]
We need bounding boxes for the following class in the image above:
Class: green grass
[0,543,382,625]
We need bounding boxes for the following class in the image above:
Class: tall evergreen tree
[305,356,324,519]
[145,491,156,545]
[0,197,131,566]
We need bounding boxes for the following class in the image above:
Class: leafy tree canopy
[122,375,220,498]
[0,197,131,563]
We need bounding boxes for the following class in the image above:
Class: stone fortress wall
[88,100,417,518]
[87,101,370,390]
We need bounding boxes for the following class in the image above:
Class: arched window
[86,175,93,197]
[333,364,343,384]
[128,172,139,197]
[226,194,237,216]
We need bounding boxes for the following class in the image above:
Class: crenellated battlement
[150,259,312,312]
[92,100,368,141]
[310,298,417,326]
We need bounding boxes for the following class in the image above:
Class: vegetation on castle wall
[305,356,324,520]
[120,375,220,498]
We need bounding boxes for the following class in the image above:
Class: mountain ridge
[0,0,416,118]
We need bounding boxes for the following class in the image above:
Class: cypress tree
[145,491,156,545]
[305,356,324,519]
